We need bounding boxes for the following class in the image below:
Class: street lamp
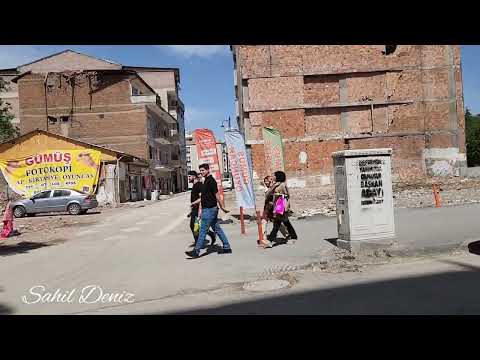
[220,117,232,187]
[220,116,232,131]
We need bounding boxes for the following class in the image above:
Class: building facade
[0,49,188,193]
[0,129,149,205]
[231,45,466,187]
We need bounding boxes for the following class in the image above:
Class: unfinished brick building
[231,45,466,187]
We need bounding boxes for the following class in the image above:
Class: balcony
[131,94,157,104]
[149,159,173,172]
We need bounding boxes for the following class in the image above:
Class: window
[132,86,141,96]
[383,45,397,56]
[171,148,179,161]
[48,116,57,125]
[163,128,167,138]
[32,191,51,199]
[60,116,70,123]
[53,190,71,197]
[149,146,153,160]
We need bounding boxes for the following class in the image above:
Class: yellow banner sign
[0,150,101,197]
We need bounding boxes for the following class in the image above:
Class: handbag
[274,195,287,215]
[193,217,201,235]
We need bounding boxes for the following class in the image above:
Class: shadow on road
[0,287,13,315]
[324,237,338,246]
[0,303,13,315]
[468,240,480,255]
[0,241,51,257]
[162,262,480,315]
[186,244,224,259]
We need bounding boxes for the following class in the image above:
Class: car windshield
[32,191,51,199]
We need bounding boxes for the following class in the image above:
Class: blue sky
[460,46,480,115]
[0,45,235,139]
[1,45,479,140]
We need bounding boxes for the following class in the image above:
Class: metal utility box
[332,148,395,250]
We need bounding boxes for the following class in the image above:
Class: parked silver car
[11,189,98,218]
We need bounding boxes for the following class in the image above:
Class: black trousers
[190,208,215,242]
[269,218,297,241]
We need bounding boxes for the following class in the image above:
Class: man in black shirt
[188,170,215,248]
[186,163,232,258]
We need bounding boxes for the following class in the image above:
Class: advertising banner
[0,150,102,197]
[193,129,224,202]
[262,127,285,174]
[224,129,255,209]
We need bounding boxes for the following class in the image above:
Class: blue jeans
[194,207,231,253]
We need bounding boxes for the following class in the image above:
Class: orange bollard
[433,184,442,207]
[256,210,264,244]
[240,206,246,235]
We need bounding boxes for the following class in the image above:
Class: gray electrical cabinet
[332,148,395,251]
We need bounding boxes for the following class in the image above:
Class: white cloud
[161,45,230,58]
[0,46,44,69]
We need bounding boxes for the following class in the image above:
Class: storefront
[0,130,149,206]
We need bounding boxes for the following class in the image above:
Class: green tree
[465,107,480,167]
[0,78,19,142]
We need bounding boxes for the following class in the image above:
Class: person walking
[267,171,298,245]
[185,163,232,258]
[188,170,215,248]
[262,176,289,247]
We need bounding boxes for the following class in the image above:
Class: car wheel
[13,206,26,218]
[67,203,81,215]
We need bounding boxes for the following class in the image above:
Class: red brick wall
[305,108,341,135]
[17,72,149,159]
[248,77,304,111]
[236,45,466,183]
[304,75,341,105]
[348,135,426,180]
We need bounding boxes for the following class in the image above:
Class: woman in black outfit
[266,171,298,244]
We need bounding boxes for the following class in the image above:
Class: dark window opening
[60,116,70,123]
[383,45,397,56]
[149,146,153,160]
[48,116,57,124]
[132,86,141,96]
[53,190,71,197]
[98,114,105,119]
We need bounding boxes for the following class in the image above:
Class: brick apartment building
[231,45,466,187]
[0,49,188,195]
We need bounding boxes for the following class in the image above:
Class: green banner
[262,127,285,173]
